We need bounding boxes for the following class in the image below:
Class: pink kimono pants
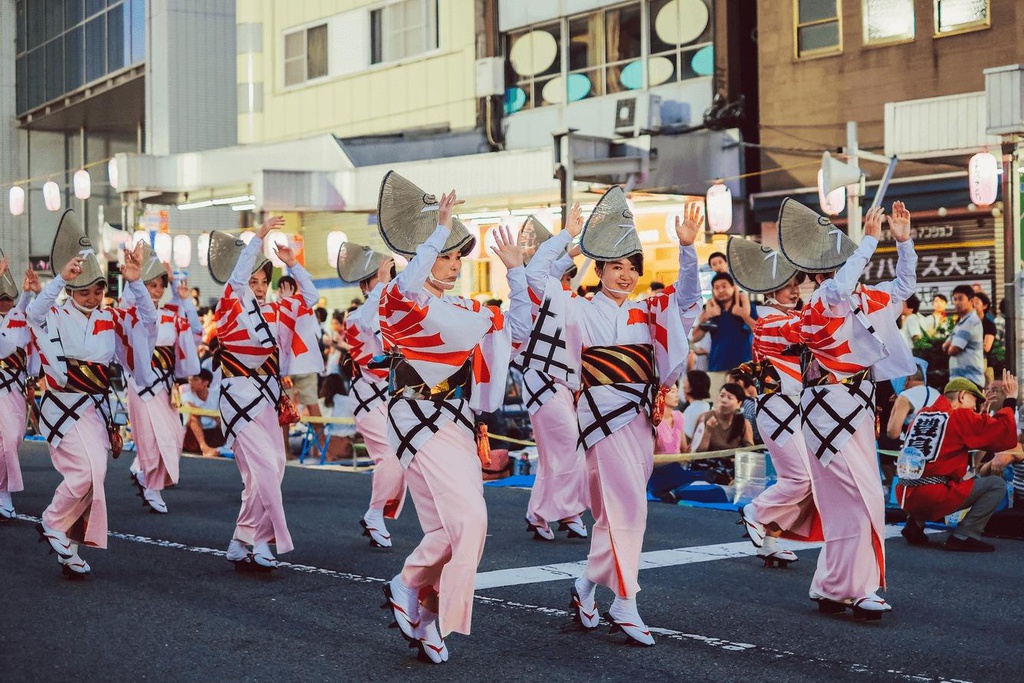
[127,385,185,491]
[0,390,26,493]
[232,402,294,554]
[358,403,407,518]
[527,384,588,524]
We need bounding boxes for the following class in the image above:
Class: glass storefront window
[107,2,126,72]
[45,38,65,102]
[85,13,106,83]
[65,26,85,91]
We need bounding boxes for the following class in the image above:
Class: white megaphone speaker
[821,151,863,193]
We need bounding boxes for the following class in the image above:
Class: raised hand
[23,267,40,294]
[703,297,722,320]
[377,257,395,285]
[491,224,525,269]
[0,256,7,280]
[61,256,86,282]
[257,215,286,240]
[1003,369,1018,402]
[863,206,884,240]
[121,242,145,282]
[887,201,911,243]
[437,190,464,230]
[177,277,190,300]
[565,202,584,238]
[274,241,298,267]
[675,201,704,246]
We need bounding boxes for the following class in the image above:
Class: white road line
[474,524,932,590]
[12,514,966,682]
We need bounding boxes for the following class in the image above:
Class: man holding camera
[691,272,757,398]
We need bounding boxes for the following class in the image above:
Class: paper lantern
[43,181,61,211]
[393,253,409,268]
[73,169,91,200]
[705,184,732,233]
[153,232,173,263]
[108,158,119,191]
[817,169,846,216]
[8,186,25,216]
[197,233,210,267]
[264,230,289,268]
[968,152,998,207]
[173,234,192,268]
[132,230,149,248]
[326,230,348,267]
[239,230,255,245]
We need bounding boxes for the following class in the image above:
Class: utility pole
[846,121,862,242]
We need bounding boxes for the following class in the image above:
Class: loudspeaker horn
[821,151,863,193]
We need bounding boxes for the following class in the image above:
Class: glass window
[648,0,714,86]
[16,0,26,54]
[45,38,65,102]
[66,0,83,28]
[863,0,915,44]
[46,0,64,36]
[107,4,125,71]
[85,13,106,83]
[796,0,841,57]
[85,0,105,19]
[605,4,642,95]
[65,26,84,90]
[505,23,561,112]
[27,48,45,110]
[129,0,145,64]
[27,0,46,50]
[934,0,989,35]
[283,24,328,87]
[369,0,439,65]
[16,56,27,114]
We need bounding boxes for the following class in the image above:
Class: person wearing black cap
[896,373,1019,552]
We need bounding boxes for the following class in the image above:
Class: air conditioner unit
[614,94,662,137]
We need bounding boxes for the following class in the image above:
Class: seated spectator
[896,373,1019,552]
[689,383,754,484]
[318,374,357,462]
[181,370,225,457]
[886,361,942,440]
[681,370,713,442]
[727,368,760,444]
[688,327,711,372]
[655,385,688,454]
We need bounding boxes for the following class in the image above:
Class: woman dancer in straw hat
[516,216,589,542]
[377,172,531,664]
[28,211,157,577]
[777,200,916,618]
[0,253,40,521]
[208,217,323,571]
[123,249,201,514]
[524,193,704,646]
[336,241,407,548]
[727,240,821,568]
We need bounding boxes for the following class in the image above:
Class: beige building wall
[237,0,478,144]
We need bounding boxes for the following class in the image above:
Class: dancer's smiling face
[428,251,462,293]
[596,258,640,297]
[71,282,106,311]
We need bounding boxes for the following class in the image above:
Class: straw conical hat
[376,171,475,258]
[579,186,642,261]
[727,237,798,294]
[0,246,17,300]
[337,242,386,286]
[207,231,271,285]
[50,210,105,290]
[137,241,167,284]
[517,216,553,265]
[777,198,857,273]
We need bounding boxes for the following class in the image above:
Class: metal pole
[1002,139,1020,376]
[846,121,862,242]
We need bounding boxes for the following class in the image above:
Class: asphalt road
[1,442,1019,683]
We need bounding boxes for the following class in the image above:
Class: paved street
[1,442,1019,683]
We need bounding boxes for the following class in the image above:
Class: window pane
[85,0,104,18]
[306,24,328,79]
[864,0,914,42]
[428,0,439,50]
[66,0,83,27]
[65,26,84,90]
[798,0,838,23]
[606,5,642,63]
[798,21,840,52]
[27,48,45,109]
[16,0,26,54]
[45,37,64,101]
[284,59,304,86]
[370,9,383,64]
[27,0,45,50]
[85,14,105,82]
[568,15,600,71]
[46,0,64,36]
[129,0,145,63]
[937,0,988,32]
[284,31,303,59]
[107,5,126,71]
[16,56,27,113]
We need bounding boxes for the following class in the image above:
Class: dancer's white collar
[70,297,99,315]
[602,284,633,297]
